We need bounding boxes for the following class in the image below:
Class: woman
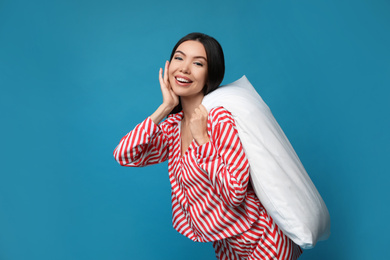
[113,33,302,260]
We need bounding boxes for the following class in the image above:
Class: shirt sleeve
[193,110,250,208]
[113,117,169,167]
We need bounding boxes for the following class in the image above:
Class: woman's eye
[174,56,183,61]
[194,62,203,67]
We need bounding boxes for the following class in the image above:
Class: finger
[199,104,208,116]
[159,68,164,86]
[194,108,201,116]
[164,61,169,84]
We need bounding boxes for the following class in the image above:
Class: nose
[180,61,191,74]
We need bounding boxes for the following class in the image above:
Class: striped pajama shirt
[114,106,302,259]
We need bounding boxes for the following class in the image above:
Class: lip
[174,75,193,86]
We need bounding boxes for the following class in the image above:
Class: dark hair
[169,32,225,114]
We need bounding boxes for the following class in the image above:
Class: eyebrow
[175,50,207,61]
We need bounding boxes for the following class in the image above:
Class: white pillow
[202,76,330,249]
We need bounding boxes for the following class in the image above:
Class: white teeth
[176,77,191,83]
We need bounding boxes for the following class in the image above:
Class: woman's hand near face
[150,61,179,125]
[159,61,179,110]
[189,104,210,145]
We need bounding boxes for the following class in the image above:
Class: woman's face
[168,40,208,99]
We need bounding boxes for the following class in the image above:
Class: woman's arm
[113,61,178,167]
[193,107,250,208]
[113,117,169,167]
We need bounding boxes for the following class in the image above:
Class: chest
[178,119,214,158]
[167,122,212,189]
[180,122,193,158]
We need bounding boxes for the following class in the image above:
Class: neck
[181,93,204,122]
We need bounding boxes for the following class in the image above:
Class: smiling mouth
[175,77,193,84]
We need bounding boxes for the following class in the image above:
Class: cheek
[168,65,175,79]
[168,63,178,75]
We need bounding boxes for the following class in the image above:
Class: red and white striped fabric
[114,107,302,259]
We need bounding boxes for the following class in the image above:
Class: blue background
[1,0,389,259]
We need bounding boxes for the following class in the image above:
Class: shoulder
[208,106,236,127]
